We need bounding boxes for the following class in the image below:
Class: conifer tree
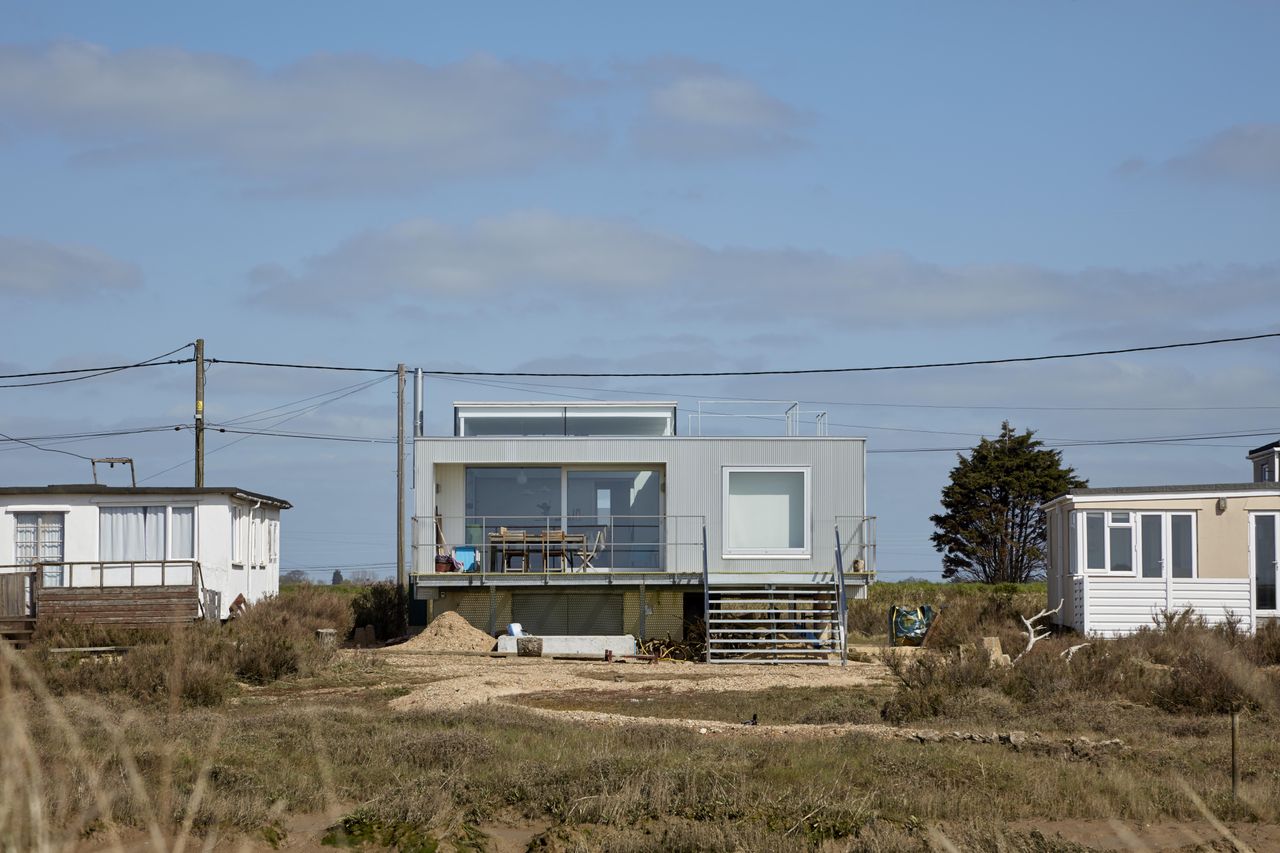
[930,422,1086,583]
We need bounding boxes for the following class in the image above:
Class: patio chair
[492,527,529,572]
[576,530,606,571]
[540,529,569,572]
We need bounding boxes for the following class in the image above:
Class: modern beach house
[410,401,875,663]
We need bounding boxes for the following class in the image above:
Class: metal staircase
[700,521,853,665]
[704,584,845,663]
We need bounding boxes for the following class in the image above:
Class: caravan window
[1075,509,1196,577]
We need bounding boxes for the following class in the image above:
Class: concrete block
[516,636,543,657]
[496,634,638,657]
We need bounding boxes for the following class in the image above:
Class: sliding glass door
[462,466,663,570]
[567,470,662,569]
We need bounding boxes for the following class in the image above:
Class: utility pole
[396,363,406,594]
[194,338,205,487]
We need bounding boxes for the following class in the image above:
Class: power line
[205,330,1280,379]
[425,331,1280,377]
[0,425,186,455]
[211,427,394,444]
[0,428,94,461]
[137,374,394,483]
[0,344,195,388]
[207,358,394,374]
[434,373,1280,414]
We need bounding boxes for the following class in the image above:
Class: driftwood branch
[1060,643,1090,663]
[1013,599,1063,664]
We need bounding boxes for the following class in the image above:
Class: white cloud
[0,43,808,191]
[628,58,806,160]
[247,212,1280,329]
[0,235,141,299]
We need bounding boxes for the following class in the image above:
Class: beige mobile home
[1044,441,1280,636]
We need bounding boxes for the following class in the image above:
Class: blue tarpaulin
[889,604,936,646]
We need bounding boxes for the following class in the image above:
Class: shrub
[27,624,234,707]
[26,589,354,702]
[273,584,356,638]
[228,591,344,681]
[350,582,408,641]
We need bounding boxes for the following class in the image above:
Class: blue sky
[2,2,1278,580]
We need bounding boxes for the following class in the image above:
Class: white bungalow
[0,485,289,640]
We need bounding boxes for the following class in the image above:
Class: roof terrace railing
[834,515,877,576]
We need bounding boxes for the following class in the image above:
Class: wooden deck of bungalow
[0,561,208,646]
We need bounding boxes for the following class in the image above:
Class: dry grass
[6,583,1280,851]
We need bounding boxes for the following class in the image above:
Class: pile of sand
[401,611,496,653]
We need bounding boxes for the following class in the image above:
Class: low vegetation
[4,580,1280,851]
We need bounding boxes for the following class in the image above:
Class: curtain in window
[171,507,195,559]
[100,506,165,560]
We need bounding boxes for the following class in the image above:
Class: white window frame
[721,466,811,559]
[166,504,198,561]
[267,518,280,564]
[97,505,168,562]
[231,505,247,568]
[1074,509,1197,578]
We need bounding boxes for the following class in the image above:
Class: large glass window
[567,470,661,569]
[99,506,166,561]
[455,405,675,437]
[723,468,809,556]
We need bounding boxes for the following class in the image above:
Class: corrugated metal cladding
[434,588,687,639]
[415,437,865,574]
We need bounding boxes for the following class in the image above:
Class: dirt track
[385,650,890,716]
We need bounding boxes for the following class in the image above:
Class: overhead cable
[0,343,196,388]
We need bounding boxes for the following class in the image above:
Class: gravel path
[384,652,889,715]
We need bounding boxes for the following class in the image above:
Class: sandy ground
[385,650,889,715]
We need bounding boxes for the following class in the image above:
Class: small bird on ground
[742,713,758,726]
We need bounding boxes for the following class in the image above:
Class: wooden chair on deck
[489,527,529,572]
[576,530,606,571]
[540,529,569,572]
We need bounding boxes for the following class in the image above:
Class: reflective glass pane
[1170,515,1194,578]
[1140,515,1163,578]
[1110,526,1133,572]
[727,470,806,551]
[567,470,662,569]
[1085,513,1105,569]
[1257,515,1277,611]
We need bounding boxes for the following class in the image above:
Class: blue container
[455,545,479,572]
